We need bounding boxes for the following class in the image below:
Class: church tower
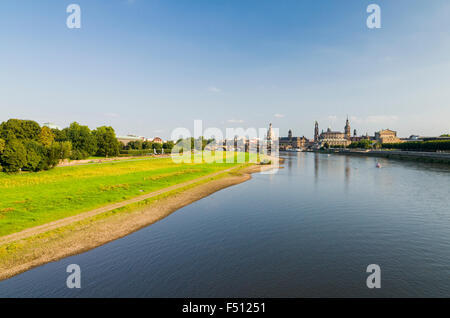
[267,123,274,141]
[344,116,351,140]
[314,121,319,142]
[288,129,292,140]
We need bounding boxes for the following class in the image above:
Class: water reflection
[345,155,350,192]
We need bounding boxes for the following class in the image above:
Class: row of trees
[123,139,175,154]
[53,122,120,159]
[0,119,121,173]
[382,140,450,152]
[348,139,375,149]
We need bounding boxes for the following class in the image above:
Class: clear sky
[1,0,449,139]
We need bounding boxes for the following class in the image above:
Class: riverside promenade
[312,149,450,164]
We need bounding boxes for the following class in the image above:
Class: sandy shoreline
[0,162,277,281]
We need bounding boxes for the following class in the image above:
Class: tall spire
[267,123,274,141]
[344,116,351,140]
[314,121,319,142]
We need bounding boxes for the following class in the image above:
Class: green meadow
[0,153,256,237]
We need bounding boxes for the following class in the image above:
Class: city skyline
[1,0,450,139]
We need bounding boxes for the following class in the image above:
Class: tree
[63,122,97,159]
[39,126,55,147]
[0,138,4,172]
[127,140,143,150]
[47,141,72,167]
[22,140,45,172]
[52,128,68,142]
[0,139,27,172]
[349,139,372,149]
[142,141,153,150]
[163,141,174,152]
[152,142,163,154]
[0,119,41,141]
[0,138,5,154]
[92,126,120,157]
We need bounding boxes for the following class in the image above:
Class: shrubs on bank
[120,149,154,156]
[348,139,373,149]
[382,140,450,152]
[0,119,121,173]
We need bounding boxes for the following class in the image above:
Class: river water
[0,153,449,297]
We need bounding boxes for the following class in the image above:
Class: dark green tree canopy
[0,139,27,172]
[63,122,98,159]
[93,126,120,157]
[0,119,41,141]
[0,138,5,154]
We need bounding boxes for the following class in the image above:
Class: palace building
[279,129,309,150]
[315,117,352,147]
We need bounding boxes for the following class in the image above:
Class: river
[0,152,449,297]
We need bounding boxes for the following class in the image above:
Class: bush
[70,149,90,160]
[120,149,154,156]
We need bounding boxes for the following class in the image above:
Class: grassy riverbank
[0,156,274,281]
[0,153,257,236]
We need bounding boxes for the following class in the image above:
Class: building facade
[319,128,351,147]
[279,129,308,150]
[151,137,163,144]
[314,118,352,147]
[375,129,401,144]
[117,135,145,146]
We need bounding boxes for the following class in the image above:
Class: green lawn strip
[0,158,238,236]
[0,164,253,267]
[0,153,262,236]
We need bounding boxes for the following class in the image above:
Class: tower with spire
[344,116,351,140]
[267,123,274,141]
[314,121,319,142]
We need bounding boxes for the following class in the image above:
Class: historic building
[117,134,145,146]
[151,137,163,144]
[279,129,309,150]
[314,118,352,147]
[344,117,351,140]
[314,121,319,142]
[319,128,351,147]
[374,129,401,144]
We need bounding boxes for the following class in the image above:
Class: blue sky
[0,0,449,139]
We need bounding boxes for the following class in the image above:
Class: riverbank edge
[0,162,278,281]
[309,149,450,164]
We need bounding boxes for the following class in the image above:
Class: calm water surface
[0,153,449,297]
